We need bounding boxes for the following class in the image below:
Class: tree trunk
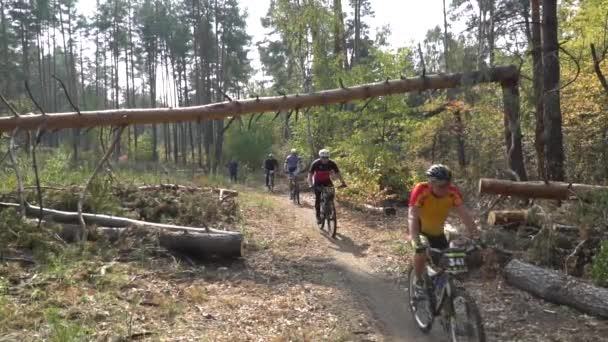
[159,230,243,259]
[531,0,545,180]
[333,0,347,69]
[505,259,608,318]
[0,66,521,132]
[501,82,527,180]
[542,0,565,181]
[478,178,608,200]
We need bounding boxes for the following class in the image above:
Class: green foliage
[224,122,275,170]
[591,240,608,287]
[0,208,59,260]
[44,308,90,341]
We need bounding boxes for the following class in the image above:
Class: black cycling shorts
[422,233,449,250]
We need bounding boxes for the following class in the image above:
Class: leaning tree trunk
[0,66,519,132]
[505,259,608,318]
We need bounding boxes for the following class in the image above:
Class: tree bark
[159,230,243,259]
[479,178,608,200]
[531,0,545,180]
[0,66,520,132]
[502,82,527,180]
[505,259,608,318]
[542,0,565,181]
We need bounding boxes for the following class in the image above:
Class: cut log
[504,259,608,318]
[487,210,528,226]
[159,231,243,259]
[0,66,518,133]
[479,178,608,200]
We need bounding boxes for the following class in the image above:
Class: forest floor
[1,180,607,341]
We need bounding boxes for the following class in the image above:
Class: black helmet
[426,164,452,182]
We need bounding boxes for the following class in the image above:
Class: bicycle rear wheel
[447,287,486,342]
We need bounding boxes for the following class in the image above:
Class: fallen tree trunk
[136,185,238,200]
[0,202,242,237]
[0,202,239,235]
[479,178,608,200]
[504,259,608,318]
[487,210,528,226]
[0,66,518,133]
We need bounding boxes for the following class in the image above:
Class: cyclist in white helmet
[308,149,346,224]
[284,148,302,179]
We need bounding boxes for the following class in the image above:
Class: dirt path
[268,191,446,341]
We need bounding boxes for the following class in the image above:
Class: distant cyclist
[284,149,302,180]
[263,153,279,190]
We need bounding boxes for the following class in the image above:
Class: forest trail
[265,188,446,341]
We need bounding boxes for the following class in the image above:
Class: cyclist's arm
[408,205,422,242]
[455,204,478,238]
[331,162,346,186]
[335,171,346,186]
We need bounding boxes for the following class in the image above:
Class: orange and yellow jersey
[408,182,464,236]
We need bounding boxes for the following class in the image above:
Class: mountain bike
[407,238,486,342]
[288,171,300,205]
[266,170,275,192]
[314,184,345,238]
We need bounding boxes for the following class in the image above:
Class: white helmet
[290,148,297,154]
[318,149,330,158]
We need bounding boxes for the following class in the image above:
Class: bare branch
[357,97,375,113]
[24,81,47,116]
[77,125,126,242]
[591,43,608,95]
[545,46,581,94]
[221,116,238,135]
[217,88,233,102]
[418,43,426,77]
[247,113,257,130]
[31,126,44,229]
[8,128,25,218]
[0,92,20,117]
[52,74,81,115]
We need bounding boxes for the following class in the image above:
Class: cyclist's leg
[412,234,430,285]
[265,170,270,187]
[314,186,322,223]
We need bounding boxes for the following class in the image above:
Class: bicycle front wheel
[325,201,337,238]
[407,266,434,333]
[447,287,486,342]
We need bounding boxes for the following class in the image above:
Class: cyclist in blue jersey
[284,149,302,179]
